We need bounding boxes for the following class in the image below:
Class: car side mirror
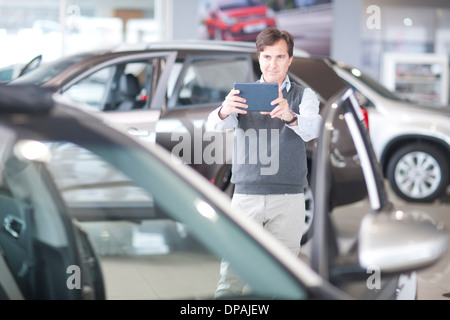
[358,211,448,273]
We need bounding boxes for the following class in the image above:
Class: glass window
[0,139,221,300]
[63,60,161,112]
[65,67,113,111]
[220,0,263,10]
[13,54,95,86]
[168,56,251,107]
[0,122,306,300]
[0,67,15,82]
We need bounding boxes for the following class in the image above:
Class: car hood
[407,102,450,116]
[223,6,268,17]
[377,98,450,118]
[367,97,450,144]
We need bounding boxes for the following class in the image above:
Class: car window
[0,129,306,300]
[328,105,369,208]
[167,55,252,108]
[0,139,221,300]
[220,0,263,10]
[0,67,15,82]
[338,65,402,101]
[63,59,163,112]
[64,67,113,110]
[12,53,95,86]
[0,136,77,299]
[48,142,305,299]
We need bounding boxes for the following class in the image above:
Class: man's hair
[256,27,294,57]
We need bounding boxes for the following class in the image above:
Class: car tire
[386,143,449,202]
[300,186,314,246]
[215,164,234,197]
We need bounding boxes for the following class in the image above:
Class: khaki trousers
[215,193,305,298]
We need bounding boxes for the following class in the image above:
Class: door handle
[127,128,150,137]
[127,128,156,144]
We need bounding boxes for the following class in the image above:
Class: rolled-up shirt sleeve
[206,106,238,132]
[287,88,322,142]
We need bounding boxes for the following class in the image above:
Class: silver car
[332,61,450,202]
[10,41,367,245]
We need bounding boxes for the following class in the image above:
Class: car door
[0,144,104,300]
[310,87,447,299]
[39,52,177,226]
[51,52,178,210]
[62,51,177,146]
[288,57,369,208]
[155,53,255,189]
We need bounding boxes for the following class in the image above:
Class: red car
[205,0,276,41]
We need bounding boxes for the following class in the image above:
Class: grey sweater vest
[231,83,308,194]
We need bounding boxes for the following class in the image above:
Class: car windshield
[338,64,402,101]
[0,115,309,300]
[220,0,262,10]
[12,53,96,86]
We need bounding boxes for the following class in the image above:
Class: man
[206,26,322,297]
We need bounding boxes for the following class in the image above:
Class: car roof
[114,40,310,57]
[11,40,310,90]
[289,57,349,101]
[12,40,349,101]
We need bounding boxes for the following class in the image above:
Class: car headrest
[119,74,140,98]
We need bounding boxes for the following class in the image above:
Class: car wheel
[386,143,449,202]
[215,164,234,197]
[300,186,314,246]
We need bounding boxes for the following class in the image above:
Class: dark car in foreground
[0,84,447,300]
[10,40,368,244]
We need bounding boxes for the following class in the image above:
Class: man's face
[258,39,293,86]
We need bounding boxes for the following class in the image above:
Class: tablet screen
[234,82,278,111]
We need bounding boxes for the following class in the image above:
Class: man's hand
[261,88,296,123]
[219,89,248,120]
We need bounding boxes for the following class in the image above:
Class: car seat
[116,74,140,111]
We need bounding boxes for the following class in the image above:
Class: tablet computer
[234,82,278,112]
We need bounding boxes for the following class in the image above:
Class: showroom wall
[332,0,450,106]
[333,0,450,75]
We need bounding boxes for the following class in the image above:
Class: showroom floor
[331,184,450,300]
[391,187,450,300]
[98,253,220,300]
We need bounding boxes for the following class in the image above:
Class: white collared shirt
[206,75,322,142]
